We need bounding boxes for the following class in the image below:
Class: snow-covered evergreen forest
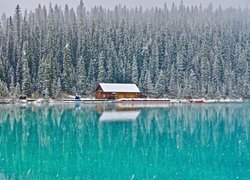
[0,1,250,98]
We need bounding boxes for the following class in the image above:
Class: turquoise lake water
[0,103,249,179]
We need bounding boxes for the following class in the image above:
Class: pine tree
[37,57,45,94]
[36,56,51,94]
[228,71,237,98]
[21,44,32,96]
[242,63,250,98]
[0,80,8,97]
[43,56,51,94]
[156,70,165,97]
[106,55,114,82]
[14,83,21,97]
[213,47,223,91]
[200,53,210,96]
[76,56,86,95]
[189,69,198,98]
[9,67,15,97]
[223,65,231,97]
[149,42,160,83]
[97,51,105,82]
[176,47,185,89]
[0,50,4,82]
[87,58,97,93]
[14,5,21,43]
[245,41,250,57]
[63,43,73,92]
[131,56,139,84]
[145,71,154,97]
[138,56,148,92]
[44,87,49,99]
[169,64,177,97]
[55,77,62,97]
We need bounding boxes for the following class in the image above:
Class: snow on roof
[99,83,140,93]
[99,111,140,122]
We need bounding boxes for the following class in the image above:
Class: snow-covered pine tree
[169,64,177,97]
[131,56,139,85]
[0,80,8,97]
[14,83,21,97]
[176,48,185,94]
[63,43,73,92]
[76,56,86,95]
[21,43,32,96]
[97,51,106,83]
[212,45,223,93]
[9,67,15,97]
[156,70,165,97]
[145,71,154,97]
[189,69,198,98]
[55,77,62,97]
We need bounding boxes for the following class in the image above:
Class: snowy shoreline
[0,97,247,105]
[114,98,246,103]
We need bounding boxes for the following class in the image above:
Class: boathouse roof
[99,110,140,122]
[98,83,140,93]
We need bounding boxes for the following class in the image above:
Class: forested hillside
[0,1,250,98]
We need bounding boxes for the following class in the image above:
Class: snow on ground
[115,98,245,103]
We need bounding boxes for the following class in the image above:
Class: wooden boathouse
[95,83,141,99]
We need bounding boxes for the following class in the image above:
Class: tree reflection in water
[0,103,249,179]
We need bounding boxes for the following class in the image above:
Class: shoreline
[0,97,248,105]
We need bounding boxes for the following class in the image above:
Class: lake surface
[0,103,249,179]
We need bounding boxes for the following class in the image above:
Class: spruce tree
[9,67,15,97]
[131,56,139,84]
[55,77,62,97]
[156,70,165,97]
[213,48,223,91]
[0,80,8,97]
[76,56,86,95]
[169,64,177,97]
[97,51,105,83]
[145,71,154,97]
[14,83,21,97]
[21,45,32,96]
[200,56,210,96]
[176,48,185,89]
[63,43,73,92]
[189,69,198,98]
